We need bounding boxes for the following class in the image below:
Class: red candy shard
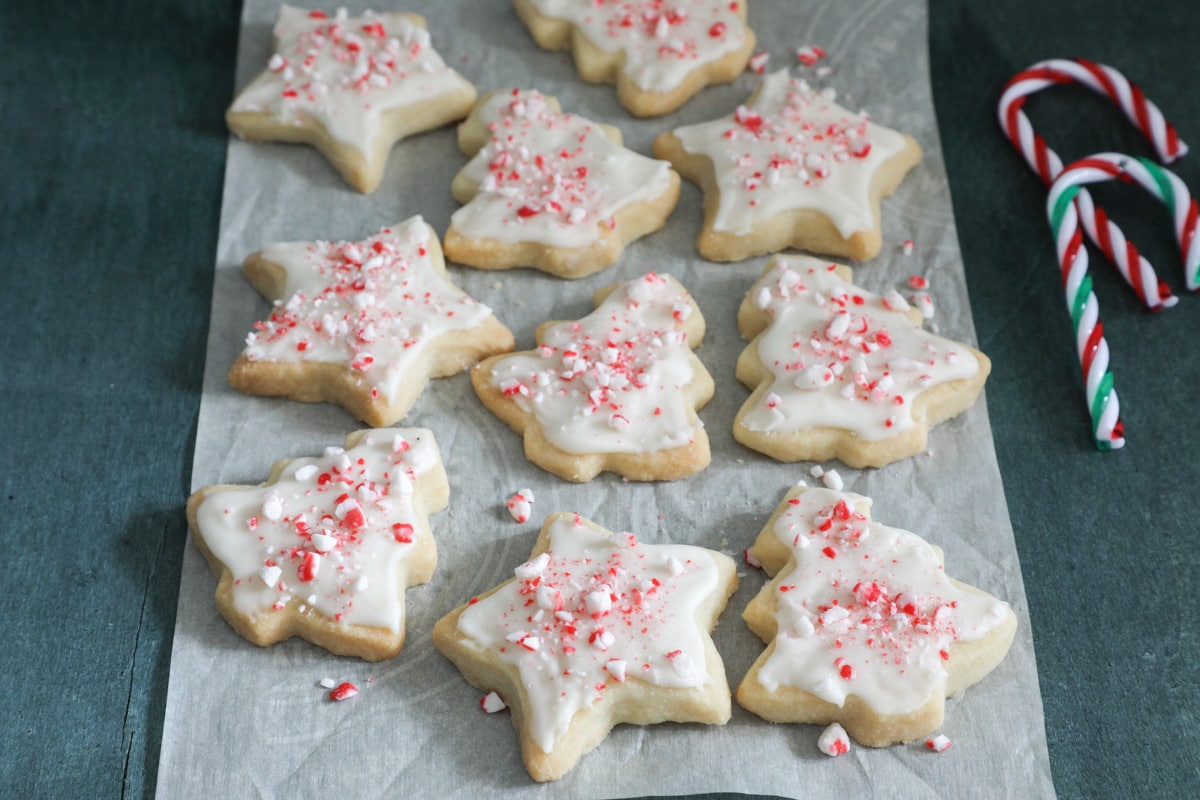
[329,682,358,701]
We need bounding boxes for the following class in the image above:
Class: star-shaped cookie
[733,256,990,468]
[471,273,713,481]
[186,428,448,661]
[654,70,922,261]
[226,5,476,193]
[445,89,680,279]
[433,512,738,781]
[228,216,514,426]
[738,485,1017,745]
[513,0,756,117]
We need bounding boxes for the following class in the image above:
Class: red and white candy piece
[329,681,359,702]
[999,58,1188,310]
[506,488,535,523]
[818,722,851,756]
[925,734,952,753]
[796,45,826,67]
[480,691,507,713]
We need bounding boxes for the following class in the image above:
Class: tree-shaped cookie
[513,0,755,117]
[186,428,449,661]
[226,5,476,193]
[471,272,713,481]
[229,216,514,426]
[733,256,990,468]
[445,89,680,279]
[654,70,922,261]
[738,485,1017,746]
[434,512,738,781]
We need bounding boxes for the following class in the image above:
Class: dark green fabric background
[2,1,1197,797]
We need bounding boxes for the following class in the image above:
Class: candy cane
[999,58,1189,309]
[1045,160,1125,450]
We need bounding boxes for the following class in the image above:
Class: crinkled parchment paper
[158,1,1056,797]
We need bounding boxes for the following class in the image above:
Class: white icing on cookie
[525,0,749,93]
[194,429,441,632]
[229,5,472,152]
[456,515,722,753]
[486,273,701,454]
[758,488,1010,715]
[741,256,978,441]
[670,70,910,237]
[451,90,674,248]
[241,217,491,404]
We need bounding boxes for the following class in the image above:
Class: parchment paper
[158,1,1057,797]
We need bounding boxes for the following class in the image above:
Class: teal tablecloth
[2,1,1197,797]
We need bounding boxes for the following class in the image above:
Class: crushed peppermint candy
[506,488,535,523]
[821,469,844,491]
[480,691,507,713]
[818,722,851,756]
[910,292,935,320]
[925,734,953,753]
[901,239,916,256]
[328,681,359,702]
[319,677,337,690]
[744,548,763,569]
[796,45,827,67]
[747,51,769,74]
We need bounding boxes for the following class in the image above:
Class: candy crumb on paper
[818,723,850,756]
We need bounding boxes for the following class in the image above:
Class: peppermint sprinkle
[329,682,359,702]
[796,45,827,67]
[818,722,851,756]
[925,734,952,753]
[480,691,507,713]
[821,469,844,491]
[506,488,535,523]
[260,565,283,589]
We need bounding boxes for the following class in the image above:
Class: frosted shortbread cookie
[228,216,514,426]
[471,273,713,481]
[226,6,476,192]
[733,256,989,468]
[445,89,680,279]
[434,512,738,781]
[186,429,448,661]
[738,485,1017,746]
[653,70,922,261]
[513,0,755,117]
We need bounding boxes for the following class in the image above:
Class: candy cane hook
[1000,58,1189,309]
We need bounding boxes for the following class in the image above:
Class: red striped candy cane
[999,58,1189,309]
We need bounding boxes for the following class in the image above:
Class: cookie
[512,0,755,117]
[228,216,514,427]
[433,512,738,781]
[733,256,990,468]
[186,428,448,661]
[471,272,713,481]
[737,485,1017,746]
[226,6,476,193]
[444,89,680,279]
[653,70,922,261]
